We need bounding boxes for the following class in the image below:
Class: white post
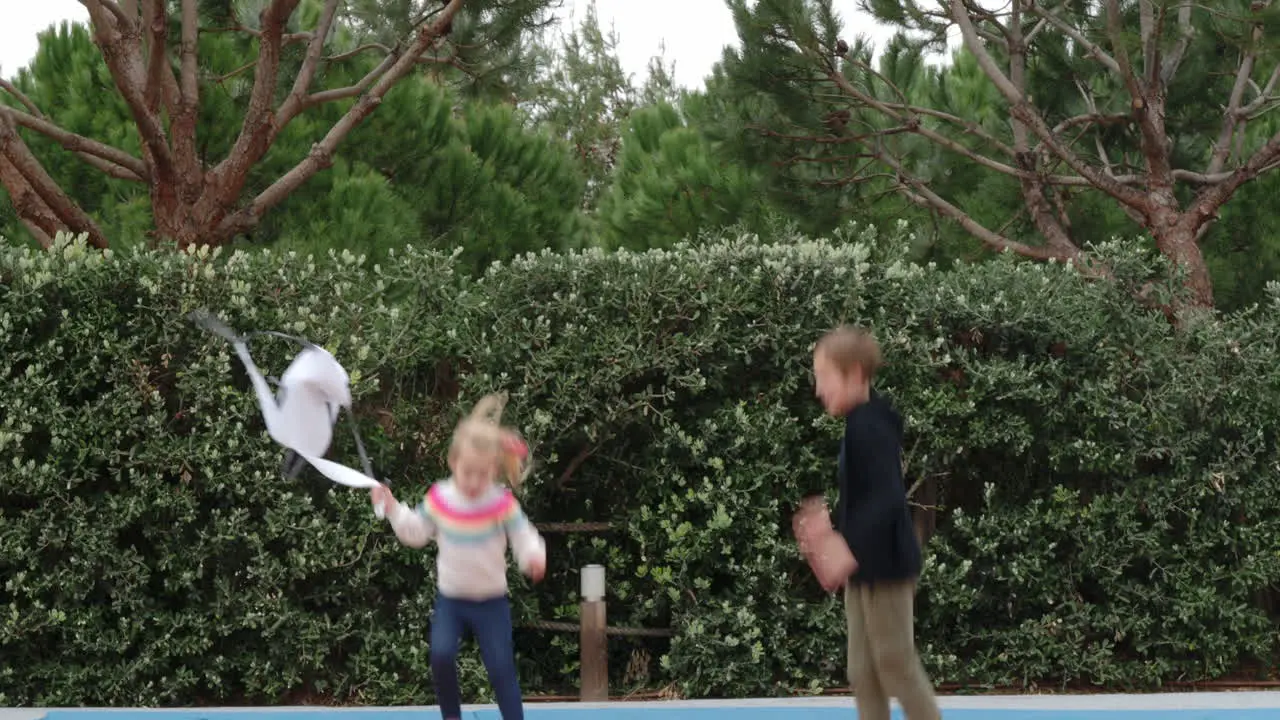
[579,564,607,701]
[580,564,606,601]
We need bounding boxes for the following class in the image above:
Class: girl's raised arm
[380,495,437,548]
[503,502,546,575]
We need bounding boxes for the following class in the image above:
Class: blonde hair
[449,392,532,490]
[815,325,883,379]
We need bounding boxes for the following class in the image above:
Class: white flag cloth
[192,311,383,505]
[230,339,349,459]
[298,453,380,489]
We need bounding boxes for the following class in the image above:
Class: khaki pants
[844,581,940,720]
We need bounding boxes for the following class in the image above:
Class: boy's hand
[821,550,858,593]
[794,498,857,593]
[370,483,394,518]
[793,495,833,549]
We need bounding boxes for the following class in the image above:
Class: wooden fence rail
[534,522,615,533]
[519,618,674,638]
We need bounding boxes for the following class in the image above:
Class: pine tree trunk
[150,176,245,249]
[1153,216,1215,308]
[151,183,210,250]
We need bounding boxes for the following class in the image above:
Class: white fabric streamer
[296,454,388,518]
[238,343,350,458]
[193,310,385,515]
[298,453,380,489]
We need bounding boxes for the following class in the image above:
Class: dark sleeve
[842,415,907,559]
[797,480,835,533]
[800,473,831,499]
[800,434,839,499]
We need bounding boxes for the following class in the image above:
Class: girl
[370,394,546,720]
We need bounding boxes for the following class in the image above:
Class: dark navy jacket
[835,390,922,585]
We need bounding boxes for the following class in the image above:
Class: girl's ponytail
[451,392,532,490]
[499,427,531,490]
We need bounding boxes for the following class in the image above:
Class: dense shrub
[1,226,1278,705]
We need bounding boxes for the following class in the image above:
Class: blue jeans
[430,594,523,720]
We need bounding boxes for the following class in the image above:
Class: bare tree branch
[207,37,462,94]
[967,18,1010,49]
[0,107,147,181]
[0,113,108,248]
[879,146,1073,262]
[203,0,302,211]
[752,122,1233,188]
[949,0,1150,210]
[1024,16,1050,45]
[213,59,258,84]
[216,0,468,238]
[133,0,181,117]
[0,80,42,118]
[84,0,133,29]
[1006,0,1077,255]
[1208,1,1273,175]
[875,100,1017,157]
[1100,0,1182,195]
[1049,185,1074,234]
[1050,112,1132,135]
[172,0,201,181]
[1026,3,1122,75]
[1240,64,1280,117]
[1138,0,1157,85]
[207,24,311,43]
[82,0,177,179]
[141,0,173,112]
[1095,0,1146,106]
[324,43,396,62]
[0,153,57,247]
[1209,57,1257,176]
[178,0,199,104]
[274,0,343,130]
[1073,79,1122,180]
[777,153,878,169]
[1189,124,1280,226]
[0,80,147,180]
[321,42,469,67]
[300,53,399,105]
[1160,1,1194,83]
[825,69,1044,183]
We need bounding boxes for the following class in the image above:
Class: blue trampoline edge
[14,691,1280,720]
[29,704,1280,720]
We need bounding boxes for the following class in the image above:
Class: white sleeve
[504,504,546,571]
[385,500,437,548]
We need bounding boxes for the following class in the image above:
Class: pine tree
[724,0,1280,308]
[522,0,639,209]
[0,0,557,249]
[1,11,585,268]
[595,101,772,250]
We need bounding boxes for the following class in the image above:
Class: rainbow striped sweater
[383,480,545,600]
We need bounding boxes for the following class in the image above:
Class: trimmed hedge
[1,227,1279,706]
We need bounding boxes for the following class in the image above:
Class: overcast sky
[0,1,942,88]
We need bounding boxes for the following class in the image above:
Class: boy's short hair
[816,325,883,379]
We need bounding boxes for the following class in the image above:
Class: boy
[810,325,940,720]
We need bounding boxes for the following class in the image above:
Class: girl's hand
[526,555,546,583]
[370,483,393,517]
